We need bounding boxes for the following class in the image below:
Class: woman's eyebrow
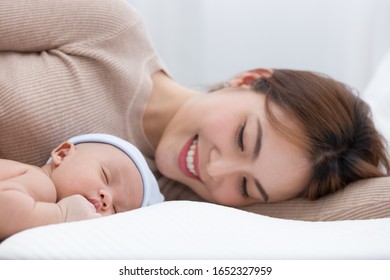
[253,118,262,160]
[255,178,269,202]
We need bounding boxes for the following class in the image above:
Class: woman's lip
[87,198,101,211]
[178,136,202,182]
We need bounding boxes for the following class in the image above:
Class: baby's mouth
[87,198,101,211]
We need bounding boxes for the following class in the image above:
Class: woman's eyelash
[241,177,249,198]
[237,122,246,151]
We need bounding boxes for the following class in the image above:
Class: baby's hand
[57,194,102,222]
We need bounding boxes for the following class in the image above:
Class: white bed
[1,50,390,261]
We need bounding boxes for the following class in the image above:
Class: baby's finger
[90,213,103,219]
[86,200,97,212]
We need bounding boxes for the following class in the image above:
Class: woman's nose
[207,150,245,179]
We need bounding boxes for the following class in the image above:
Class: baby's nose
[99,191,112,211]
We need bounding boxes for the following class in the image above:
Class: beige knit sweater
[0,0,161,166]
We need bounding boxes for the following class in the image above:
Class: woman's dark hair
[249,69,390,200]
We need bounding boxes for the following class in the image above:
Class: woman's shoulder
[57,0,145,52]
[93,0,142,28]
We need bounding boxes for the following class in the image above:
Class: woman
[1,0,388,208]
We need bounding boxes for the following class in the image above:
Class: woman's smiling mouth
[178,135,201,181]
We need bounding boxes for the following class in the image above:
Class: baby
[0,133,164,240]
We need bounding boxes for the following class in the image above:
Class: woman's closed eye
[237,122,246,151]
[237,123,248,198]
[241,176,249,198]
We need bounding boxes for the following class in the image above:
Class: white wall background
[127,0,390,92]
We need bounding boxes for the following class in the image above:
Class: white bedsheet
[0,201,389,259]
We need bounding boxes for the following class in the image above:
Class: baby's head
[48,133,164,215]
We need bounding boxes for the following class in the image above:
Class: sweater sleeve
[0,0,140,52]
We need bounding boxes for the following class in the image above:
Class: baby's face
[51,143,144,215]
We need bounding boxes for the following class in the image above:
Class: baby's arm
[0,183,101,240]
[0,160,101,240]
[0,181,63,240]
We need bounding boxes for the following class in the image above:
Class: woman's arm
[0,0,140,52]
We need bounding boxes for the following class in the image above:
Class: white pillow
[363,49,390,144]
[0,201,389,259]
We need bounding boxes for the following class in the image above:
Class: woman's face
[51,143,143,215]
[156,88,311,206]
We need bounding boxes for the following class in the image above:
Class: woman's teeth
[186,138,198,176]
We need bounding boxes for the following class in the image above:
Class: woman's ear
[50,141,75,166]
[227,68,273,88]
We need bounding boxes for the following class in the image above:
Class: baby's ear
[50,141,75,166]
